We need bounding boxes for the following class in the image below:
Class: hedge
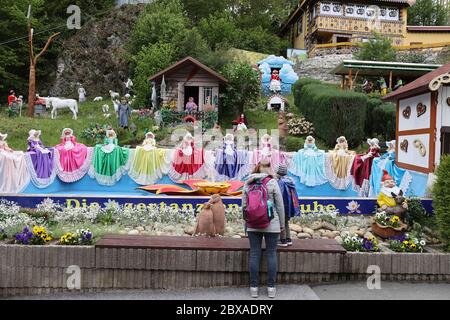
[293,79,367,147]
[433,155,450,251]
[366,97,396,140]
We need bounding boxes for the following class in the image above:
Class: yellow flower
[410,243,417,249]
[403,241,409,245]
[392,216,400,223]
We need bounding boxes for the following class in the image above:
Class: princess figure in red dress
[269,70,282,92]
[351,138,381,196]
[169,132,207,182]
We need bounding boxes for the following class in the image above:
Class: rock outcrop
[294,53,353,83]
[49,4,144,98]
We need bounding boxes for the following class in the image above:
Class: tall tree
[355,33,397,62]
[407,0,449,26]
[181,0,230,22]
[0,0,47,98]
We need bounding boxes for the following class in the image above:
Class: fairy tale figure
[55,128,93,183]
[168,132,206,182]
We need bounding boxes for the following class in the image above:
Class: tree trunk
[28,63,36,117]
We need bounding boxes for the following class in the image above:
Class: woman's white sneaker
[250,287,259,298]
[267,287,276,299]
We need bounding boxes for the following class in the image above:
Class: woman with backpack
[242,160,285,299]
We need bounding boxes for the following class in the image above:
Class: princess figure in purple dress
[25,129,57,188]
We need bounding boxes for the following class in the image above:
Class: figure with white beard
[377,170,407,210]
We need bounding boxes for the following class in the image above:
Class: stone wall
[1,245,449,298]
[293,54,353,83]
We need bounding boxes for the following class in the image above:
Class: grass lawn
[0,100,158,150]
[1,95,367,153]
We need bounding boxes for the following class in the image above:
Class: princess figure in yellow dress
[128,132,172,185]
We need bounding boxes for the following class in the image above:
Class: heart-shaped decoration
[417,103,427,118]
[402,106,411,119]
[400,139,408,153]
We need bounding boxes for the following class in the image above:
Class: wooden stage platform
[96,235,346,254]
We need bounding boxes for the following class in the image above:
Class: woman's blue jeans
[247,232,279,288]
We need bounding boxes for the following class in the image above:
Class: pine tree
[433,155,450,251]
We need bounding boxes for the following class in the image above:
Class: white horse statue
[45,97,79,120]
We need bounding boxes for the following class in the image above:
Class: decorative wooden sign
[414,139,427,157]
[400,139,409,153]
[417,103,427,118]
[402,106,411,119]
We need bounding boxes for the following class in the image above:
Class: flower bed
[286,113,315,137]
[0,199,443,253]
[341,232,379,252]
[388,233,426,253]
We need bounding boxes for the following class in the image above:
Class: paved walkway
[5,282,450,300]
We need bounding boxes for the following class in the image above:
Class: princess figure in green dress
[88,129,130,186]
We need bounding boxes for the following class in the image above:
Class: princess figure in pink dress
[55,128,94,183]
[252,134,287,172]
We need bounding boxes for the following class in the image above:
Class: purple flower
[390,234,407,242]
[362,239,374,251]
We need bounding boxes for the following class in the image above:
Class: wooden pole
[27,5,60,117]
[341,75,345,89]
[389,71,393,90]
[349,68,353,90]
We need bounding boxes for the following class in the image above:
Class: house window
[296,16,303,36]
[203,87,213,106]
[442,128,450,156]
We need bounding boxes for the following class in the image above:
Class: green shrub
[292,78,322,109]
[405,198,433,227]
[286,136,305,152]
[366,98,396,140]
[433,155,450,251]
[294,81,367,147]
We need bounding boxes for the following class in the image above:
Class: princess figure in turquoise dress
[289,136,327,187]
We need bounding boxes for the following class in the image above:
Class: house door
[441,127,450,156]
[184,86,199,110]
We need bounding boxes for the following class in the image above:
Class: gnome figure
[377,170,407,211]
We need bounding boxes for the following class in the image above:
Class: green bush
[294,81,367,148]
[286,136,305,152]
[405,198,432,227]
[366,98,396,140]
[293,78,322,108]
[433,155,450,251]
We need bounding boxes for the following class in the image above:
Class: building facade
[148,57,227,112]
[281,0,450,54]
[384,62,450,173]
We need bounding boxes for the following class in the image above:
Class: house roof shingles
[383,62,450,101]
[148,56,228,84]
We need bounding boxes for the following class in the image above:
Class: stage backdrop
[0,194,433,215]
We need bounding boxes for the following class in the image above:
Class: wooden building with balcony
[281,1,450,56]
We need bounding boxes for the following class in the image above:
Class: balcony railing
[310,15,404,37]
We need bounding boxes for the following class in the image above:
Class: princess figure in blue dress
[289,136,327,187]
[214,133,251,181]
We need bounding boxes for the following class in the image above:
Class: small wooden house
[149,57,228,112]
[384,62,450,174]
